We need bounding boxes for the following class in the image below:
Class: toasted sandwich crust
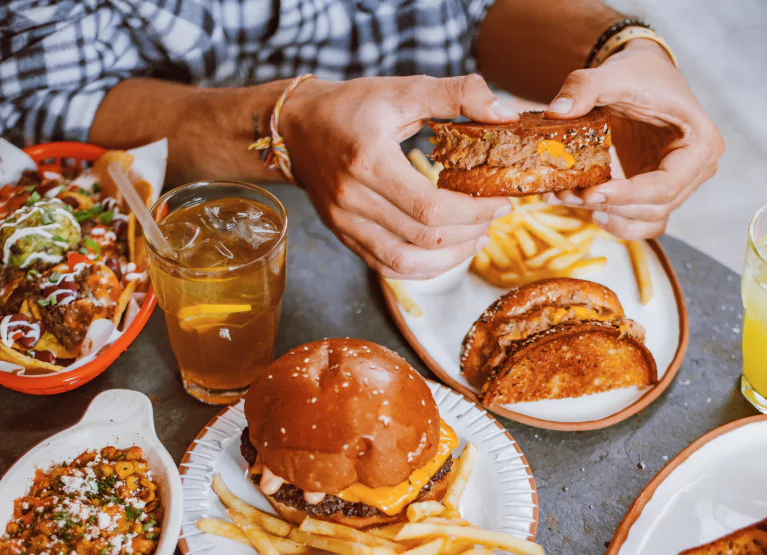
[436,163,611,197]
[679,517,767,554]
[461,279,624,387]
[479,321,657,405]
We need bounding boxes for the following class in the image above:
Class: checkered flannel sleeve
[1,0,495,147]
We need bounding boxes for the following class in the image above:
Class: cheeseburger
[241,338,459,528]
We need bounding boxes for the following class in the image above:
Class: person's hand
[543,39,725,239]
[280,75,518,279]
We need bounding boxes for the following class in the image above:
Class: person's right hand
[280,75,518,279]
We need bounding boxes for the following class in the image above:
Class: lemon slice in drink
[177,304,251,332]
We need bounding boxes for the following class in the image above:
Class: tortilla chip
[0,341,64,373]
[132,179,154,209]
[20,299,41,321]
[113,278,139,328]
[35,332,80,359]
[0,274,23,305]
[58,191,94,210]
[92,151,134,206]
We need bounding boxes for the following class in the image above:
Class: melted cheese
[551,306,614,325]
[536,140,575,169]
[335,420,459,516]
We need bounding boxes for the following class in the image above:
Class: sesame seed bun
[243,338,440,494]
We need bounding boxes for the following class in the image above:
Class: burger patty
[240,428,453,518]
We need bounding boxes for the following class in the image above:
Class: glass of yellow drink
[145,181,287,405]
[742,203,767,413]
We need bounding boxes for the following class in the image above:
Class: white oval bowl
[0,389,183,555]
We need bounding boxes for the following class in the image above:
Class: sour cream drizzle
[0,316,41,348]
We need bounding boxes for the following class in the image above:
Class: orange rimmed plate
[380,238,689,431]
[0,141,160,394]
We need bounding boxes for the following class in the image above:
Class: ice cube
[160,221,201,251]
[232,217,280,250]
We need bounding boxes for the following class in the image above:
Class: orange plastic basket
[0,142,157,395]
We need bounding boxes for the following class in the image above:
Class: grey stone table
[0,185,759,554]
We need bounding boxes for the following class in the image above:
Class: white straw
[107,162,176,259]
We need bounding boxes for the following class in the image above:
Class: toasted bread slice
[479,321,657,405]
[679,518,767,554]
[429,109,611,197]
[461,278,625,387]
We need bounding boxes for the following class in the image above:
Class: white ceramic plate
[610,415,767,554]
[177,380,539,554]
[381,238,688,431]
[0,389,183,555]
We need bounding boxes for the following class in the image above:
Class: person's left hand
[542,39,725,239]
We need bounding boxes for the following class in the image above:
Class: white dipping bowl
[0,389,183,555]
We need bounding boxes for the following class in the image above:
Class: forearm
[89,78,290,184]
[476,0,623,102]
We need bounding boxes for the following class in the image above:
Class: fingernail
[490,99,518,119]
[475,235,490,253]
[543,193,561,205]
[586,193,606,203]
[592,211,609,225]
[548,97,573,114]
[493,205,512,219]
[563,193,583,205]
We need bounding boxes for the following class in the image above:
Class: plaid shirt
[0,0,492,147]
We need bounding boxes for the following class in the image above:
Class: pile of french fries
[197,443,544,555]
[401,149,653,306]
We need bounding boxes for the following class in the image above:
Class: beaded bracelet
[249,74,315,182]
[585,18,677,68]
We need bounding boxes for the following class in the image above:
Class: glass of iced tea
[145,180,287,405]
[742,203,767,413]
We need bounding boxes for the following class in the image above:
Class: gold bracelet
[589,26,677,68]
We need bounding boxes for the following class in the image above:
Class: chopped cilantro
[23,185,36,193]
[78,247,88,255]
[148,531,158,541]
[25,269,39,280]
[97,474,117,494]
[93,182,102,193]
[99,210,114,225]
[51,235,66,243]
[126,505,143,522]
[84,237,101,255]
[25,191,41,206]
[100,548,108,555]
[73,204,104,223]
[77,187,92,196]
[143,517,156,532]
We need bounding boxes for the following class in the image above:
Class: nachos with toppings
[0,150,152,373]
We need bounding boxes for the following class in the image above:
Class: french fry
[229,510,281,555]
[197,519,309,554]
[367,523,406,540]
[385,280,423,318]
[567,225,598,246]
[211,474,293,537]
[492,233,526,273]
[627,240,653,304]
[458,548,495,555]
[471,251,491,273]
[568,257,607,277]
[438,539,474,555]
[400,538,446,555]
[512,226,538,258]
[443,443,478,514]
[525,246,562,270]
[531,211,584,231]
[289,529,392,555]
[422,517,472,527]
[408,149,439,186]
[521,213,577,252]
[482,240,512,269]
[299,517,404,551]
[406,501,445,522]
[547,237,593,271]
[394,524,543,555]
